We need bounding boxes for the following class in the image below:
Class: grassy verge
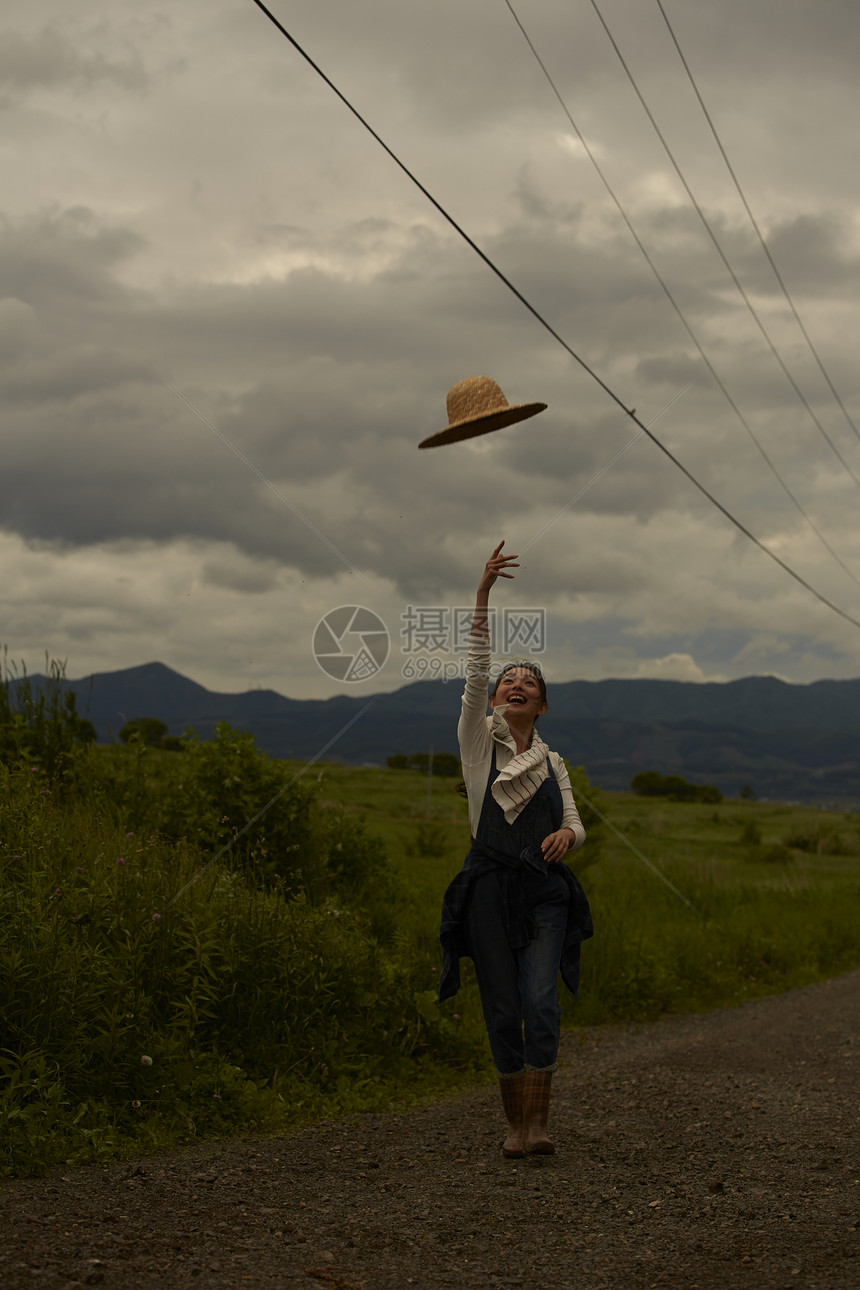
[1,719,858,1179]
[293,760,860,1032]
[0,738,488,1179]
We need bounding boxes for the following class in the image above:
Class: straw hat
[418,375,547,449]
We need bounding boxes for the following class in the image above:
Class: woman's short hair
[491,659,547,706]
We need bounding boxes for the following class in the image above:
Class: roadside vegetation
[1,662,858,1178]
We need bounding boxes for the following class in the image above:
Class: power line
[571,784,697,912]
[587,0,860,490]
[654,0,860,446]
[161,697,377,911]
[503,0,860,593]
[164,379,373,587]
[246,0,860,632]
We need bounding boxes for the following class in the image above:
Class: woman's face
[489,666,547,725]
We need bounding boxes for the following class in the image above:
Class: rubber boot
[498,1073,525,1158]
[523,1069,555,1154]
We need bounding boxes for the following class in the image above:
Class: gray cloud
[0,23,148,93]
[1,0,859,693]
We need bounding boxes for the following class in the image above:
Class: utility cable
[246,0,860,632]
[502,0,860,593]
[654,0,860,446]
[570,784,697,913]
[164,379,373,587]
[520,380,696,554]
[161,696,377,911]
[588,0,860,490]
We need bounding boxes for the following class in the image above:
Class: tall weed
[0,740,482,1178]
[3,706,859,1179]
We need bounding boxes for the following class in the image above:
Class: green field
[1,695,858,1178]
[292,759,860,1027]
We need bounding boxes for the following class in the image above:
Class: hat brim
[418,401,547,450]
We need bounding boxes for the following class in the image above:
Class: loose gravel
[2,970,858,1290]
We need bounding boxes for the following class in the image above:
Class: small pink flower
[152,913,161,922]
[126,832,134,840]
[76,866,83,873]
[117,857,126,866]
[55,887,61,895]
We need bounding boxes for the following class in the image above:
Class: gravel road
[2,970,858,1290]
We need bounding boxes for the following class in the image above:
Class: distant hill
[16,662,860,808]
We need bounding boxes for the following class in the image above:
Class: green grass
[304,763,860,1028]
[1,704,858,1180]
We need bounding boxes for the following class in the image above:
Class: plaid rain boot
[523,1069,555,1155]
[499,1073,526,1158]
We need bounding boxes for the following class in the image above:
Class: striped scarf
[489,707,550,823]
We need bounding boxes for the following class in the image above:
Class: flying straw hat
[418,375,547,449]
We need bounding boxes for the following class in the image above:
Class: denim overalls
[464,751,570,1075]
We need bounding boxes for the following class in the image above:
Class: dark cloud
[1,0,858,691]
[0,208,145,306]
[0,191,855,591]
[0,23,148,93]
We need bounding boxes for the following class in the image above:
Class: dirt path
[2,971,858,1290]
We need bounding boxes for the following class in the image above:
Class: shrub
[0,740,482,1177]
[782,829,846,856]
[564,763,607,868]
[406,820,449,859]
[119,718,168,747]
[631,770,723,803]
[0,654,95,783]
[760,843,794,864]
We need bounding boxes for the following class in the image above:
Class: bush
[0,736,482,1177]
[406,820,449,859]
[85,723,396,908]
[0,653,95,783]
[564,763,607,868]
[119,718,168,747]
[631,770,723,803]
[760,843,795,864]
[782,829,847,856]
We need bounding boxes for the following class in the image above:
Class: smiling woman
[438,541,593,1158]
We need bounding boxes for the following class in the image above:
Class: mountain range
[20,661,860,808]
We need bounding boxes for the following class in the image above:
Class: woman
[439,541,593,1157]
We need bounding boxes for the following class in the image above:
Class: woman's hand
[478,540,519,595]
[471,541,520,640]
[541,828,575,864]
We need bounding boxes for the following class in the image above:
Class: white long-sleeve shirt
[457,634,586,851]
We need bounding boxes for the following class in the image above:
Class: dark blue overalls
[464,752,570,1075]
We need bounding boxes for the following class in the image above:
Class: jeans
[466,866,569,1075]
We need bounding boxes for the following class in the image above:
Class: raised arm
[460,542,520,768]
[470,540,519,640]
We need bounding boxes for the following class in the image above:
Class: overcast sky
[3,0,860,705]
